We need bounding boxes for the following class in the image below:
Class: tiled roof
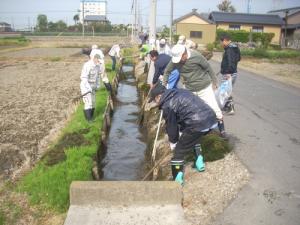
[209,11,283,25]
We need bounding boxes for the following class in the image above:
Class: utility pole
[284,10,289,47]
[149,0,157,41]
[131,0,134,42]
[82,0,85,37]
[134,0,137,37]
[169,0,173,45]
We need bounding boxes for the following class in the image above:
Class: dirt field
[0,47,88,185]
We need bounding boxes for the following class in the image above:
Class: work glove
[169,142,177,151]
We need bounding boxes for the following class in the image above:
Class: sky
[0,0,299,30]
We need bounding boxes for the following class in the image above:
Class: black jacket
[152,54,171,85]
[221,43,241,74]
[159,89,217,143]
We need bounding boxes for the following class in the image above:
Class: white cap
[90,49,104,63]
[159,38,166,44]
[185,39,196,49]
[177,35,186,45]
[171,44,186,63]
[92,44,98,49]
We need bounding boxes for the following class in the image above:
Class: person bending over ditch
[80,53,103,122]
[148,82,218,185]
[163,44,228,139]
[108,44,121,71]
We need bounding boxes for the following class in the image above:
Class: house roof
[0,22,11,26]
[84,15,107,22]
[209,11,283,26]
[268,6,300,18]
[173,9,213,24]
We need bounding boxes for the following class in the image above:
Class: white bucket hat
[171,44,186,63]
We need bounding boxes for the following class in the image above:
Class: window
[252,25,264,33]
[190,31,202,39]
[229,24,240,30]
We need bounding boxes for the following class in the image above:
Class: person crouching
[148,83,218,185]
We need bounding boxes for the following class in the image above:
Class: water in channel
[101,65,147,180]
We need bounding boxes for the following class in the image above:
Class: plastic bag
[215,78,232,109]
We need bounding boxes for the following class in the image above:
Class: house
[208,11,283,44]
[79,0,107,24]
[84,15,108,24]
[0,22,12,32]
[268,6,300,40]
[173,9,216,45]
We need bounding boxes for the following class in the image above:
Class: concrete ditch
[65,57,250,225]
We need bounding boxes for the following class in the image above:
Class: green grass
[0,209,5,225]
[43,56,63,62]
[16,63,117,212]
[0,36,30,47]
[241,48,300,59]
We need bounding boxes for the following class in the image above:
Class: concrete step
[64,181,187,225]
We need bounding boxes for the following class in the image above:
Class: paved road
[209,60,300,225]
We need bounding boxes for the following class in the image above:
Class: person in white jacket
[108,44,121,71]
[80,53,102,122]
[157,38,171,55]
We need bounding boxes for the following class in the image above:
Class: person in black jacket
[149,50,171,88]
[148,83,218,185]
[220,34,241,114]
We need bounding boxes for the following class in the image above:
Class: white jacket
[108,44,120,58]
[80,60,102,94]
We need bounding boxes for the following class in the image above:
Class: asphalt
[209,60,300,225]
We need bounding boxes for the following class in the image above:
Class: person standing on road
[80,53,102,122]
[108,44,121,71]
[149,50,171,88]
[148,83,218,185]
[163,44,228,138]
[220,34,241,114]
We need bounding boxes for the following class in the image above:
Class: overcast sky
[0,0,299,30]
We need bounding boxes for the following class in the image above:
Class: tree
[73,14,79,25]
[56,20,67,32]
[36,14,48,32]
[217,0,236,13]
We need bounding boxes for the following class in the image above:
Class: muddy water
[101,66,146,180]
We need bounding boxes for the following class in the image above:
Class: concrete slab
[64,204,187,225]
[65,181,188,225]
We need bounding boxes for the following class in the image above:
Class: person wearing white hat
[157,38,171,55]
[177,35,186,45]
[90,48,113,96]
[163,44,228,138]
[80,53,103,122]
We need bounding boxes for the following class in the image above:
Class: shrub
[206,43,215,51]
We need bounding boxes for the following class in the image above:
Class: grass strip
[16,62,116,213]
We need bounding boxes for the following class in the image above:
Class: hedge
[216,29,275,48]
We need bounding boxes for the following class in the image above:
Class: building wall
[287,12,300,24]
[79,1,107,23]
[176,23,216,45]
[216,23,281,44]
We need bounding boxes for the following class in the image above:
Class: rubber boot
[84,109,93,122]
[217,119,228,139]
[194,144,205,172]
[171,160,184,185]
[91,108,95,119]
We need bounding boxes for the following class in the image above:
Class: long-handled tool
[72,91,91,103]
[142,151,170,181]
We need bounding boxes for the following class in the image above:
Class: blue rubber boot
[171,160,184,185]
[194,144,205,172]
[195,155,205,172]
[175,171,184,185]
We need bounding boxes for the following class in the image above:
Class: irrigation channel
[101,65,147,180]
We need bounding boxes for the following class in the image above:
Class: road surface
[209,60,300,225]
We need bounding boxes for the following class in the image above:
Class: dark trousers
[173,130,205,161]
[110,56,116,71]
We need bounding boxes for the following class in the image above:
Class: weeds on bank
[15,63,116,213]
[241,48,300,59]
[0,36,30,47]
[43,56,63,62]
